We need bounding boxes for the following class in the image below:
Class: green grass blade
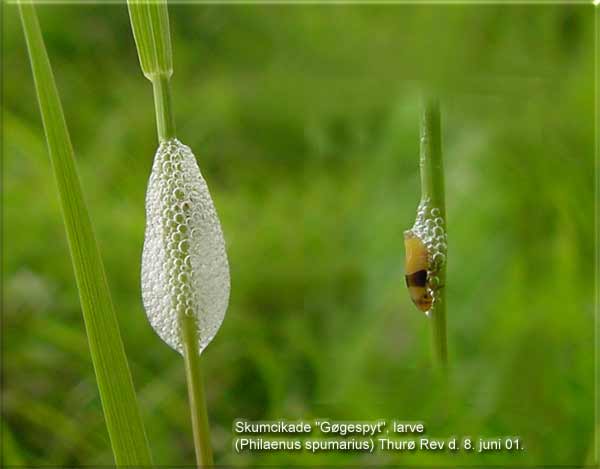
[128,0,173,80]
[18,2,153,466]
[128,0,176,140]
[181,314,214,466]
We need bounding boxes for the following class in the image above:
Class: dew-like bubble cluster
[406,197,447,314]
[141,138,230,354]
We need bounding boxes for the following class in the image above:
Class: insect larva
[403,231,433,312]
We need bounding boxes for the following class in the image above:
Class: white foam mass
[410,198,447,268]
[141,138,230,354]
[406,197,447,314]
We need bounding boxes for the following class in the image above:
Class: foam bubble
[407,197,447,312]
[141,139,230,354]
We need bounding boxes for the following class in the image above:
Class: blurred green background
[2,3,596,467]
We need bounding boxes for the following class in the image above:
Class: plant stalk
[419,97,448,370]
[19,2,153,465]
[152,74,176,141]
[127,1,215,464]
[174,201,213,468]
[181,315,214,467]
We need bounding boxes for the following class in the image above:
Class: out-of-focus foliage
[3,4,594,467]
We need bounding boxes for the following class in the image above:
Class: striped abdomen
[404,233,432,312]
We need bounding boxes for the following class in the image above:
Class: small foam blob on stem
[407,197,448,314]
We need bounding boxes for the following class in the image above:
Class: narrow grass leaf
[18,2,153,466]
[128,0,173,79]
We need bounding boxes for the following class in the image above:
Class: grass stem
[419,97,448,371]
[128,1,215,464]
[152,74,176,141]
[181,315,214,467]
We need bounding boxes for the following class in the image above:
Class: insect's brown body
[404,232,433,312]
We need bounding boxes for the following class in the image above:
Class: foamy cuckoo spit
[142,138,230,354]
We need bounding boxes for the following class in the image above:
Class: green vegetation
[418,98,448,370]
[128,1,216,465]
[127,0,176,141]
[16,2,152,466]
[3,4,595,467]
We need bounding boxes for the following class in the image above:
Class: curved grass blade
[18,2,153,465]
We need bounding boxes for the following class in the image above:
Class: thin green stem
[152,74,176,141]
[127,0,214,463]
[173,202,213,468]
[128,0,176,140]
[420,99,445,211]
[419,97,448,370]
[181,315,214,468]
[594,8,600,466]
